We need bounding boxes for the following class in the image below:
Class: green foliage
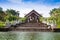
[49,7,60,28]
[5,15,19,21]
[0,7,20,28]
[0,21,5,28]
[6,9,19,16]
[0,7,4,14]
[0,7,6,22]
[19,17,26,22]
[50,8,60,15]
[0,7,20,22]
[39,17,44,22]
[0,7,3,11]
[46,17,55,24]
[39,17,47,22]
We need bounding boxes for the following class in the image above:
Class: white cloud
[0,0,60,17]
[7,0,22,3]
[17,2,59,17]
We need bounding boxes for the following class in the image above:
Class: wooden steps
[10,22,52,32]
[19,23,48,27]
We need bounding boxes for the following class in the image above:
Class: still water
[0,32,60,40]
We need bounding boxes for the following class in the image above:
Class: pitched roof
[25,10,42,17]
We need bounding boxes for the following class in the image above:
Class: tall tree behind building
[49,8,60,28]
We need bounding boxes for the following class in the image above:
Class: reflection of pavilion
[25,10,42,23]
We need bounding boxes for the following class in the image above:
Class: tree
[0,7,3,14]
[0,7,6,21]
[0,7,3,11]
[5,9,20,21]
[6,9,19,16]
[49,8,60,28]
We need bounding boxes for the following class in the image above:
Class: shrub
[0,21,6,28]
[19,17,26,23]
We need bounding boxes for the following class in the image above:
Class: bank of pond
[0,21,60,32]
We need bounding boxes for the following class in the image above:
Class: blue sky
[0,0,60,17]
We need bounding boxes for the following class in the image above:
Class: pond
[0,32,60,40]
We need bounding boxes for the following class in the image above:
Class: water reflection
[0,32,60,40]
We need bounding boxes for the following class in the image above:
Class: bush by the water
[0,22,6,28]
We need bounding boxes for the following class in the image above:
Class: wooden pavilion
[14,10,51,32]
[25,10,42,23]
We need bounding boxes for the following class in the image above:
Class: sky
[0,0,60,17]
